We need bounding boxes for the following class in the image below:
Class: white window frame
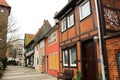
[63,50,68,66]
[48,31,56,45]
[67,13,74,28]
[79,0,91,20]
[40,40,45,48]
[61,18,67,32]
[69,48,77,67]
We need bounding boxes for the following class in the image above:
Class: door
[82,40,97,80]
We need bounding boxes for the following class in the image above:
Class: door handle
[86,64,88,69]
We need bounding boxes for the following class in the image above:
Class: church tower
[0,0,11,57]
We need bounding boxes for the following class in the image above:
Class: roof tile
[0,0,10,7]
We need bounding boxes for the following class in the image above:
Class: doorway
[82,40,97,80]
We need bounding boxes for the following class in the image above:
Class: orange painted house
[54,0,120,80]
[45,24,60,77]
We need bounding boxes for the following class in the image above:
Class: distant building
[0,0,11,57]
[24,33,34,67]
[45,24,60,77]
[33,20,52,73]
[6,39,24,65]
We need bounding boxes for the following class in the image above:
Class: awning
[25,50,34,57]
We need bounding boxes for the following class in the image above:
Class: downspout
[95,0,106,80]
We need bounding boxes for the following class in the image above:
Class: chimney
[68,0,72,2]
[54,11,59,24]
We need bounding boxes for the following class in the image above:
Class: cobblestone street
[1,66,57,80]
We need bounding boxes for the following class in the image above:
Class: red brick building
[54,0,120,80]
[0,0,11,57]
[45,24,59,77]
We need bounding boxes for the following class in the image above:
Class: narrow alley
[1,66,57,80]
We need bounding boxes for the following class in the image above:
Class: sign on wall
[104,6,120,32]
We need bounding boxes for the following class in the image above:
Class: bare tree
[7,15,20,42]
[0,13,20,57]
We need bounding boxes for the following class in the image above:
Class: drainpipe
[95,0,106,80]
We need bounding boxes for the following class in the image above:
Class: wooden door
[82,40,97,80]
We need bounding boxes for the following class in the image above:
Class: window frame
[117,53,120,75]
[62,46,77,67]
[61,17,67,32]
[79,0,91,20]
[40,40,45,48]
[63,50,69,66]
[69,47,77,67]
[67,12,74,28]
[48,31,57,45]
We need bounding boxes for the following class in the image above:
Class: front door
[82,40,97,80]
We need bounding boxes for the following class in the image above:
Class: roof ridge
[0,0,10,7]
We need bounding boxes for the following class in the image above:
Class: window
[69,48,77,66]
[49,52,58,70]
[79,1,91,20]
[48,31,56,45]
[61,18,67,32]
[117,53,120,74]
[61,12,75,32]
[40,40,45,48]
[35,45,38,51]
[67,13,74,28]
[62,47,77,67]
[63,50,68,66]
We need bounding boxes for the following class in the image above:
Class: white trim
[63,50,68,66]
[79,0,91,20]
[69,48,77,67]
[67,13,74,28]
[61,18,67,32]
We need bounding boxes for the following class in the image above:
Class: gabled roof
[45,24,58,38]
[24,33,34,47]
[54,0,78,19]
[34,20,52,44]
[0,0,10,7]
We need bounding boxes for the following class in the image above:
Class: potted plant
[74,71,82,80]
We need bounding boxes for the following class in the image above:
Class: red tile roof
[0,0,10,7]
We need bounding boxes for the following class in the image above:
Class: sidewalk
[1,66,57,80]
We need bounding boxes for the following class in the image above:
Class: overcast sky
[6,0,68,39]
